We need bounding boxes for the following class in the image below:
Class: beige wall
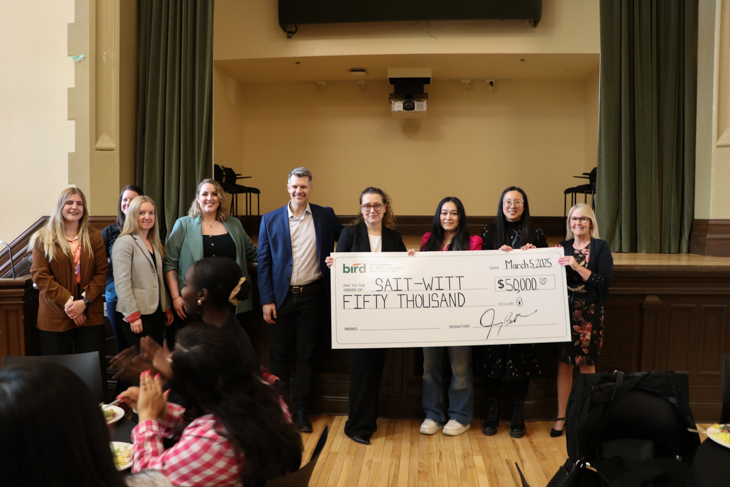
[214,0,601,61]
[221,77,590,217]
[0,0,75,242]
[710,0,730,219]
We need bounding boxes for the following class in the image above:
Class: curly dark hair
[172,324,303,487]
[352,186,396,229]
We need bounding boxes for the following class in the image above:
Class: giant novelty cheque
[330,248,571,349]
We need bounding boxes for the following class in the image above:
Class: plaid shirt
[132,403,243,486]
[132,394,292,486]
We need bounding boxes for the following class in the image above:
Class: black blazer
[559,237,613,304]
[336,223,407,253]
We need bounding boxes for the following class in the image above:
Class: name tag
[330,248,571,349]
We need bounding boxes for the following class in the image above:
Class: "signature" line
[479,308,537,339]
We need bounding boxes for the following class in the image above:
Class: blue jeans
[422,346,473,425]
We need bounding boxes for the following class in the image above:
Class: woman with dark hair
[418,197,482,437]
[30,188,108,377]
[179,256,260,376]
[164,179,257,346]
[0,362,170,487]
[325,187,406,445]
[129,324,302,487]
[478,187,547,438]
[102,184,144,353]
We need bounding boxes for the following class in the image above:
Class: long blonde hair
[29,187,93,261]
[120,196,166,257]
[188,179,229,222]
[566,203,600,240]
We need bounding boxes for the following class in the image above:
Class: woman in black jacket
[552,203,613,437]
[325,187,406,446]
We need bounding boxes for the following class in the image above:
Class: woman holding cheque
[552,203,613,437]
[417,197,482,437]
[325,187,406,446]
[477,187,547,438]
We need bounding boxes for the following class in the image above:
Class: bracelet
[173,295,181,300]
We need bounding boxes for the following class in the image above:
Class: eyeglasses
[570,216,589,223]
[503,199,524,208]
[361,204,384,212]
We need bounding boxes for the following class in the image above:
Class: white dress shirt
[287,202,322,286]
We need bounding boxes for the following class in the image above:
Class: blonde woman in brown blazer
[112,195,173,349]
[30,187,108,366]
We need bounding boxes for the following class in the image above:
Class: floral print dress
[556,247,605,366]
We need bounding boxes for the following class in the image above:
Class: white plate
[706,425,730,449]
[102,405,125,424]
[111,441,133,471]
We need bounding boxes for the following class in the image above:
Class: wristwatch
[82,297,91,307]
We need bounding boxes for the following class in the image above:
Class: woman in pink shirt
[130,324,302,487]
[418,197,482,437]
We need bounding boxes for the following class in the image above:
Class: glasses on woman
[570,216,589,223]
[361,204,384,212]
[503,199,523,208]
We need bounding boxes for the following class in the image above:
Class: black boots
[482,397,499,436]
[509,399,526,438]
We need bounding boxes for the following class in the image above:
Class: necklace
[202,219,216,229]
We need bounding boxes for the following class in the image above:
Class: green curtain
[136,0,214,238]
[597,0,697,253]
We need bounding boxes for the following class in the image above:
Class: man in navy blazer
[258,167,343,432]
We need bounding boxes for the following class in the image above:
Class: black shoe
[293,410,313,433]
[350,435,371,445]
[550,418,566,438]
[482,397,499,436]
[509,399,526,438]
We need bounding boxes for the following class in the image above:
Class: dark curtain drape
[136,0,214,238]
[597,0,697,253]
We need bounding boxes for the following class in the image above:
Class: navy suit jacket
[258,203,343,308]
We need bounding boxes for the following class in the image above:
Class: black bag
[545,371,700,487]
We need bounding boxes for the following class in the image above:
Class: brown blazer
[31,229,108,332]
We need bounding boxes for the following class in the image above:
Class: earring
[197,299,202,306]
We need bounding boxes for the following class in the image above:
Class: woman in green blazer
[164,179,258,333]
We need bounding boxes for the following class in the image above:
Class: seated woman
[418,197,482,437]
[0,362,170,487]
[129,324,302,487]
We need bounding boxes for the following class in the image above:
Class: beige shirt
[287,202,322,285]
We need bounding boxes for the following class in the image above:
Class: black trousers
[38,325,106,395]
[115,309,165,351]
[268,287,325,412]
[344,348,388,438]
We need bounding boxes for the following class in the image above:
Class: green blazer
[163,216,258,313]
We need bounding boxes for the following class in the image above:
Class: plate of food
[111,441,133,470]
[102,404,124,424]
[706,424,730,449]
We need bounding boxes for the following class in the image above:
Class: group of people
[5,166,613,485]
[322,183,613,444]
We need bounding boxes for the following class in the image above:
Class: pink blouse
[421,233,483,251]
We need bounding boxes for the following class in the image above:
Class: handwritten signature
[479,308,537,339]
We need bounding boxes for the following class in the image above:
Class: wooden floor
[298,416,713,487]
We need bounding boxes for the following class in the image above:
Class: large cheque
[331,247,570,349]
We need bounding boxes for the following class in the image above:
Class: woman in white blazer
[112,195,173,349]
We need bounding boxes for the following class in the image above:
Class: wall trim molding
[690,219,730,256]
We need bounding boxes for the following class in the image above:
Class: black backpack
[542,371,700,487]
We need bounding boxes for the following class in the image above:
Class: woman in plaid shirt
[130,325,302,486]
